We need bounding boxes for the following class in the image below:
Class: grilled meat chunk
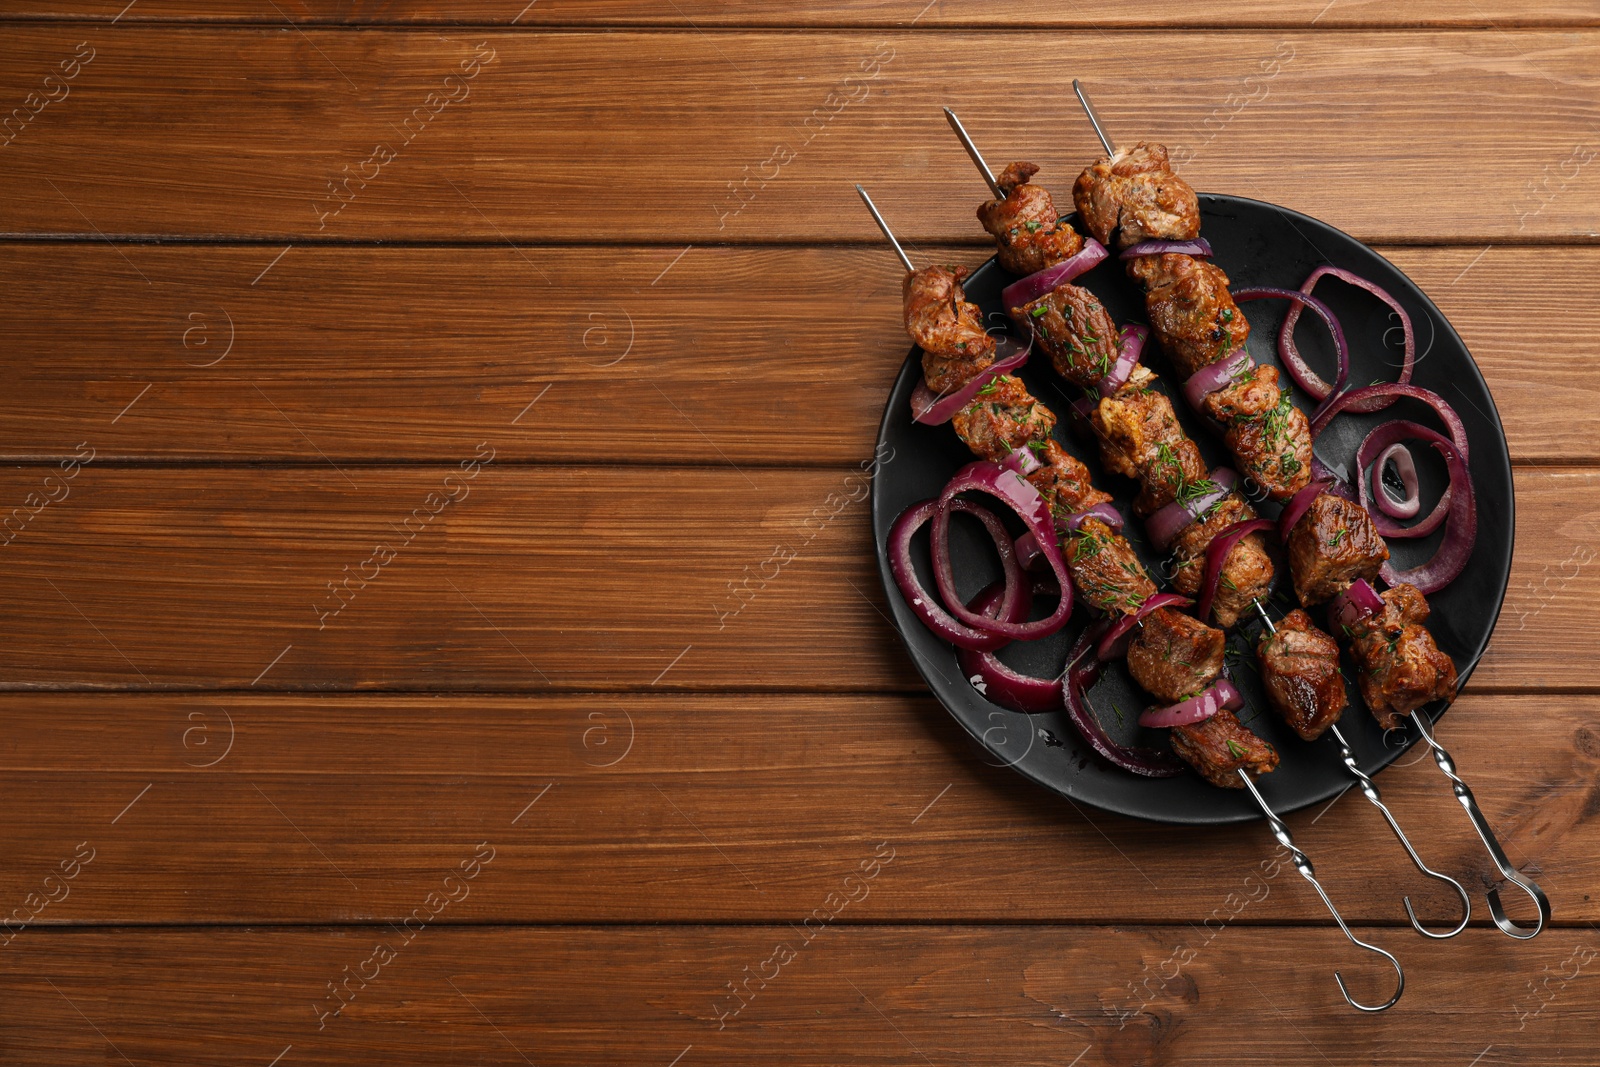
[1226,389,1313,501]
[1200,362,1282,422]
[950,375,1055,462]
[978,161,1087,277]
[1171,709,1280,788]
[1072,142,1201,249]
[1286,492,1389,606]
[1126,607,1225,704]
[1258,609,1347,741]
[903,266,996,392]
[1064,518,1159,617]
[1091,367,1208,516]
[1170,495,1276,629]
[1018,284,1119,387]
[1127,254,1250,380]
[1346,583,1457,728]
[1027,438,1112,517]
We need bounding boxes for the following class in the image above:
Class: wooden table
[0,2,1596,1063]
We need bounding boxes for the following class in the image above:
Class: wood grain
[0,464,1586,691]
[0,243,1591,464]
[4,925,1594,1066]
[0,692,1583,925]
[2,29,1597,242]
[5,0,1600,26]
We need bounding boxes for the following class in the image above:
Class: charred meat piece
[1169,494,1276,630]
[1346,583,1457,728]
[1258,609,1347,741]
[1091,367,1208,516]
[1127,254,1250,380]
[1027,438,1112,517]
[1286,492,1389,606]
[1171,709,1280,788]
[950,375,1056,463]
[903,266,996,392]
[1226,388,1313,501]
[1126,607,1225,704]
[1064,518,1158,617]
[1018,284,1119,387]
[1072,143,1201,249]
[1200,362,1283,422]
[977,162,1087,277]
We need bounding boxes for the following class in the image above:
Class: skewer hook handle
[1408,709,1551,939]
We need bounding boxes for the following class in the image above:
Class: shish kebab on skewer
[859,184,1406,1012]
[945,110,1469,941]
[1062,81,1547,940]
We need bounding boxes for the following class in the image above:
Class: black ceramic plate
[870,194,1513,825]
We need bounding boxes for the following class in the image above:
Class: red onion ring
[1000,238,1109,311]
[1234,286,1349,416]
[1278,478,1332,542]
[1137,677,1244,729]
[1330,577,1385,630]
[1373,442,1420,519]
[1282,266,1414,414]
[886,498,1029,651]
[1182,348,1253,411]
[1119,238,1214,260]
[1060,502,1125,533]
[931,463,1074,639]
[1310,383,1469,463]
[1195,518,1277,624]
[909,333,1033,425]
[1145,468,1239,552]
[955,583,1061,713]
[999,443,1042,477]
[1094,593,1194,663]
[1063,621,1186,778]
[1364,423,1476,593]
[1357,423,1452,539]
[1098,324,1148,397]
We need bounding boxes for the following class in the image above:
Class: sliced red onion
[1098,324,1148,397]
[1000,238,1110,311]
[956,583,1060,713]
[1095,592,1194,663]
[1063,621,1185,778]
[887,498,1028,651]
[1144,468,1239,552]
[1356,421,1451,538]
[1278,478,1332,543]
[1371,425,1476,594]
[1310,383,1469,464]
[1235,286,1349,415]
[931,462,1074,640]
[999,443,1042,477]
[909,333,1034,426]
[1060,502,1125,533]
[1330,577,1385,630]
[1013,530,1043,572]
[1070,395,1096,422]
[1283,266,1414,414]
[1119,237,1214,260]
[1195,518,1276,624]
[1182,349,1253,411]
[1137,677,1244,729]
[1374,442,1420,519]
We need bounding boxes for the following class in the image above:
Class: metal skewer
[1407,708,1550,939]
[1254,604,1471,939]
[856,185,915,274]
[943,108,1005,201]
[1073,79,1117,157]
[1238,769,1405,1012]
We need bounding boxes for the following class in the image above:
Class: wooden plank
[0,464,1587,691]
[5,0,1598,26]
[2,29,1597,242]
[0,243,1591,465]
[3,924,1593,1065]
[0,691,1583,926]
